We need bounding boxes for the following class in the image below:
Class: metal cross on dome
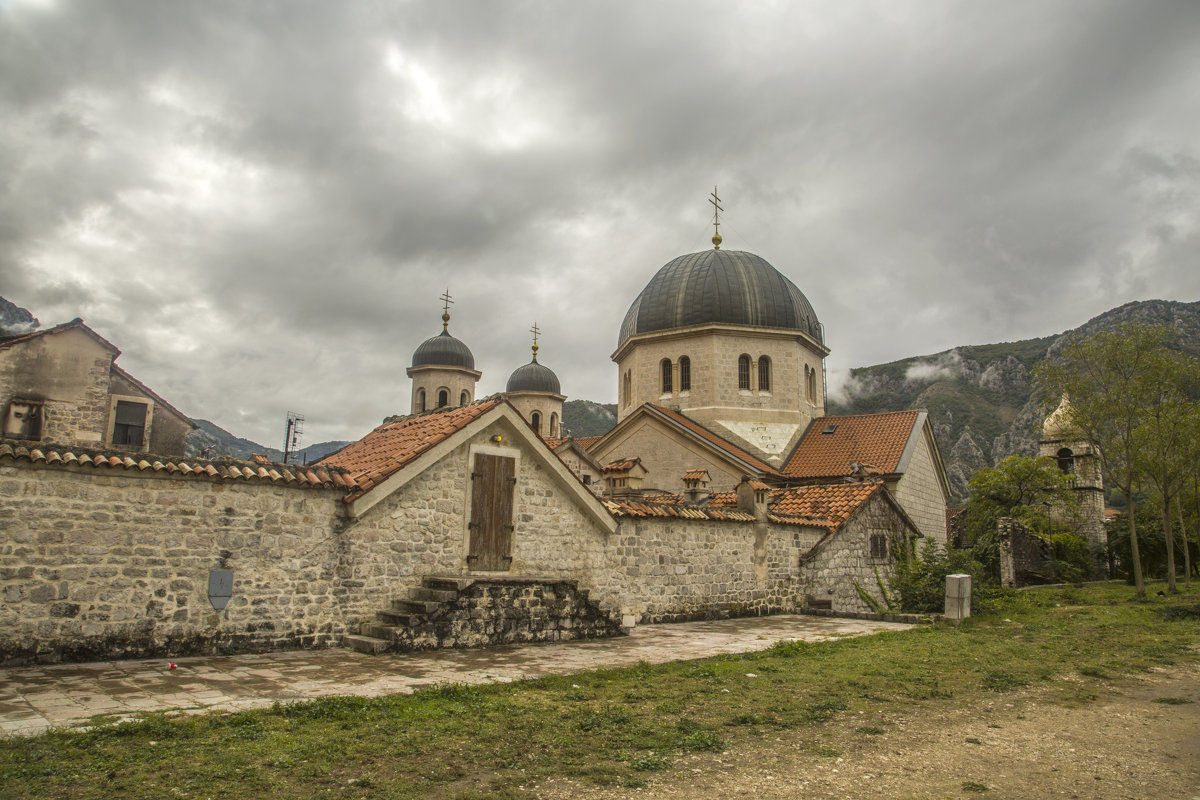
[440,289,454,330]
[530,321,540,359]
[709,186,723,249]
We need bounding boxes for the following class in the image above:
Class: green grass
[2,583,1197,799]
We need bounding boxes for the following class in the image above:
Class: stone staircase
[343,575,621,655]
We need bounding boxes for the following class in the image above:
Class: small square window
[4,399,43,440]
[869,533,889,560]
[113,401,148,447]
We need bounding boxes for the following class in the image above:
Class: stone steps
[343,634,391,655]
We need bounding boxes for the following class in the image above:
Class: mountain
[0,296,39,335]
[829,299,1200,502]
[186,419,350,465]
[562,399,617,437]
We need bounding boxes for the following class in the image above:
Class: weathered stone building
[0,318,194,456]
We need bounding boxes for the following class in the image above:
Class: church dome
[411,330,475,369]
[618,249,823,348]
[506,358,561,394]
[1043,395,1076,440]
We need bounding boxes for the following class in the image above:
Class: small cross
[709,186,724,249]
[530,322,541,359]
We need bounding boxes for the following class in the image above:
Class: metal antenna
[709,186,724,249]
[283,411,304,464]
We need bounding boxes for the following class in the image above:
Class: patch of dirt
[532,663,1200,799]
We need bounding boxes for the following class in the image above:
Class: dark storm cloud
[2,0,1197,445]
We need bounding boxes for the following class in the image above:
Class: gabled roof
[767,482,885,530]
[593,403,780,477]
[645,405,782,476]
[319,398,503,496]
[548,437,604,473]
[782,410,923,480]
[0,318,119,354]
[110,364,196,429]
[573,436,602,451]
[317,398,616,531]
[601,456,645,474]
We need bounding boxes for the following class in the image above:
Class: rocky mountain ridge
[829,299,1200,502]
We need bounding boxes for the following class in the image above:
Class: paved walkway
[0,615,911,737]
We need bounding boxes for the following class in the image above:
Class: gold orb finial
[712,232,722,249]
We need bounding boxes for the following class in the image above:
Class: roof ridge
[646,403,781,475]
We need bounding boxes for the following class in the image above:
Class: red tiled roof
[682,468,710,482]
[602,498,755,522]
[782,410,921,479]
[746,479,771,491]
[0,442,353,490]
[601,457,642,473]
[767,482,883,530]
[646,405,781,476]
[573,436,602,451]
[318,399,502,496]
[706,490,737,507]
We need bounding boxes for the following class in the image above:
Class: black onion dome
[411,330,475,369]
[618,249,823,348]
[506,359,561,394]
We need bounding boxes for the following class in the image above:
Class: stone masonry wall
[892,433,948,542]
[799,495,908,613]
[0,462,348,664]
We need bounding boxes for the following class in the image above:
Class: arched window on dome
[758,356,771,392]
[1056,447,1075,475]
[417,388,426,412]
[437,389,449,408]
[531,411,541,435]
[460,390,469,406]
[738,355,751,390]
[679,356,691,392]
[550,412,559,438]
[661,359,673,394]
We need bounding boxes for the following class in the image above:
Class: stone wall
[998,517,1053,587]
[0,461,348,664]
[798,494,908,613]
[892,432,949,542]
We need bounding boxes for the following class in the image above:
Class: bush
[889,538,986,614]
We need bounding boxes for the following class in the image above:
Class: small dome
[1043,395,1076,439]
[411,330,475,369]
[618,249,822,349]
[506,359,561,394]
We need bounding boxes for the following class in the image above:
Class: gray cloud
[2,0,1198,446]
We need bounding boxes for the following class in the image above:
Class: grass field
[2,582,1198,799]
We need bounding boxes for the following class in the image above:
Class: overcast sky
[2,0,1198,447]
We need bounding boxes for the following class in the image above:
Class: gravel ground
[533,662,1200,800]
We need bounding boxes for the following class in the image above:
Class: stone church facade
[1,225,948,665]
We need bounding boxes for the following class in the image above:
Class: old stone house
[0,318,194,456]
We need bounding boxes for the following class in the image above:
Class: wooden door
[467,453,515,571]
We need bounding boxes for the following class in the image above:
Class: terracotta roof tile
[602,498,755,522]
[646,405,781,476]
[682,468,710,482]
[0,441,349,490]
[573,436,602,451]
[766,482,882,530]
[782,410,921,479]
[600,457,642,473]
[706,490,738,507]
[317,398,503,496]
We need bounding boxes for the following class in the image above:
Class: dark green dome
[618,249,823,348]
[506,359,561,394]
[411,330,475,369]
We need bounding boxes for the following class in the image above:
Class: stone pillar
[998,517,1017,588]
[945,573,972,621]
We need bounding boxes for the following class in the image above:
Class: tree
[1034,323,1178,597]
[965,455,1082,579]
[1131,345,1200,592]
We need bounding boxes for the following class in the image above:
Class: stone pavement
[0,614,911,737]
